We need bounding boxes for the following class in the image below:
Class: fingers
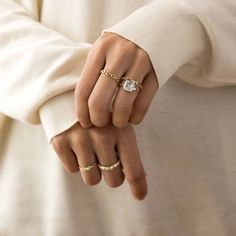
[79,38,135,128]
[52,121,147,201]
[129,72,158,124]
[71,133,102,186]
[96,146,125,188]
[75,32,156,129]
[88,65,126,127]
[117,126,147,200]
[74,40,106,128]
[51,137,80,173]
[91,126,125,187]
[112,53,150,127]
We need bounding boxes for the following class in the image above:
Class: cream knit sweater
[0,0,235,142]
[0,1,236,236]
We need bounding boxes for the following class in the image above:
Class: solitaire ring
[120,77,142,92]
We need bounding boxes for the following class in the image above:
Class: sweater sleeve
[101,0,236,89]
[0,0,92,143]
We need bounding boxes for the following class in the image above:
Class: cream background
[0,0,236,235]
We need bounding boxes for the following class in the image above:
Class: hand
[50,121,147,200]
[74,32,158,129]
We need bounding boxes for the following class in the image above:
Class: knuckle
[118,44,131,54]
[113,119,128,128]
[51,136,67,154]
[89,99,109,127]
[113,44,136,65]
[88,97,105,113]
[94,133,110,146]
[136,49,150,68]
[118,45,134,59]
[137,47,149,59]
[96,35,111,50]
[90,113,109,127]
[125,41,137,51]
[91,129,115,149]
[89,47,105,64]
[73,136,89,151]
[93,119,109,127]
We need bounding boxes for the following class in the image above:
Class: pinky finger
[129,72,158,124]
[52,141,80,173]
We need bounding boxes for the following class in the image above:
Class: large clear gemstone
[123,79,136,92]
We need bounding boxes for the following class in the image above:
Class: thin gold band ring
[100,69,120,84]
[79,163,96,172]
[98,160,121,171]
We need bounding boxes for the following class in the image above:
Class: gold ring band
[100,69,120,84]
[98,160,121,171]
[120,76,142,92]
[79,163,96,172]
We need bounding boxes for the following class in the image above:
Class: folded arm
[0,0,91,142]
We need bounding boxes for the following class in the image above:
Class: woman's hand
[50,121,147,200]
[75,32,158,129]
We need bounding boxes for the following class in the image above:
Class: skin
[74,32,158,128]
[51,121,148,200]
[51,32,158,200]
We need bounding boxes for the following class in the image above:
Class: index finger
[74,39,106,127]
[116,126,147,200]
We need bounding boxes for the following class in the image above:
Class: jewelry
[120,77,142,92]
[100,69,120,84]
[79,163,96,172]
[98,160,121,171]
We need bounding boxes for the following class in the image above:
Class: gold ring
[120,77,142,92]
[98,160,121,171]
[79,163,96,172]
[100,69,120,84]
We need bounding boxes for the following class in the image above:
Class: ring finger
[94,143,125,188]
[88,62,129,127]
[72,140,101,186]
[112,61,149,127]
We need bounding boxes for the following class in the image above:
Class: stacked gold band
[100,69,120,84]
[98,160,121,171]
[100,69,142,93]
[79,163,96,172]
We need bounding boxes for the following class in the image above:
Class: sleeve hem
[39,90,79,144]
[101,0,206,89]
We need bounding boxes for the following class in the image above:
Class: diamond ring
[120,77,142,92]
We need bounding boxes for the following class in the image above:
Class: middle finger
[88,62,128,127]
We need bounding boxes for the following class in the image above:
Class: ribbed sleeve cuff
[39,90,78,144]
[101,0,206,89]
